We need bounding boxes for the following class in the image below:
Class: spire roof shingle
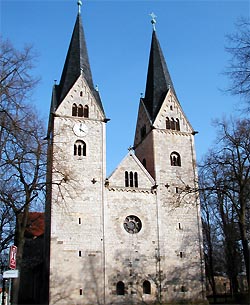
[56,12,105,115]
[143,30,176,122]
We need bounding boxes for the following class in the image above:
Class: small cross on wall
[91,178,97,184]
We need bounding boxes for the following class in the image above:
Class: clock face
[73,122,88,137]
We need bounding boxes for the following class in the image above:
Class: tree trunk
[12,204,30,305]
[207,243,217,302]
[239,222,249,288]
[204,219,217,302]
[238,202,249,289]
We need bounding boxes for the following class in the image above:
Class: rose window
[123,215,142,234]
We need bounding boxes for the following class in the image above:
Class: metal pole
[2,279,5,305]
[7,279,11,305]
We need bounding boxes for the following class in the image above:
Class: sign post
[8,278,12,305]
[6,245,18,305]
[3,270,19,305]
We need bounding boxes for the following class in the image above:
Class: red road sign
[9,245,17,270]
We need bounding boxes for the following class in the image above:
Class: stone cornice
[106,186,154,194]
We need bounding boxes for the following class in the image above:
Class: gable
[153,89,194,133]
[55,75,105,121]
[108,152,155,189]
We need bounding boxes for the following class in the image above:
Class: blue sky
[1,0,249,175]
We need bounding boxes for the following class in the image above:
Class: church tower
[133,16,205,303]
[45,4,207,305]
[46,3,107,304]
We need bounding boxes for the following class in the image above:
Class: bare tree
[199,177,218,301]
[200,166,243,297]
[0,37,46,304]
[0,37,38,108]
[225,18,250,111]
[199,117,250,294]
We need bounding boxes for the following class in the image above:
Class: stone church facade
[45,4,207,305]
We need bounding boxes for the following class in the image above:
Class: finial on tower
[149,12,157,31]
[77,0,82,14]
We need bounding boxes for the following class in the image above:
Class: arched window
[171,118,176,130]
[170,152,181,166]
[176,118,180,131]
[125,171,129,187]
[78,104,83,117]
[129,171,134,187]
[166,117,181,131]
[134,172,138,188]
[83,105,89,118]
[116,281,125,295]
[80,91,83,97]
[72,103,77,116]
[143,280,151,294]
[166,117,170,129]
[74,140,86,157]
[125,171,139,187]
[142,158,147,168]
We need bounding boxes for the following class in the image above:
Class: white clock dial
[73,122,88,137]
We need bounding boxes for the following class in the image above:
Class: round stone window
[123,215,142,234]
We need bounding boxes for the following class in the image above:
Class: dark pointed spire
[56,8,105,115]
[143,29,176,122]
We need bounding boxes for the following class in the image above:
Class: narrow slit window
[129,171,134,187]
[84,105,89,118]
[82,142,86,156]
[78,104,83,117]
[166,117,170,129]
[116,281,125,295]
[78,145,82,156]
[142,158,147,168]
[74,144,77,155]
[134,172,138,188]
[79,251,82,257]
[80,288,83,295]
[176,118,180,131]
[171,118,176,130]
[125,171,129,187]
[79,218,81,225]
[143,280,151,294]
[72,103,77,116]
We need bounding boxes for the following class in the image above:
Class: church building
[45,2,207,304]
